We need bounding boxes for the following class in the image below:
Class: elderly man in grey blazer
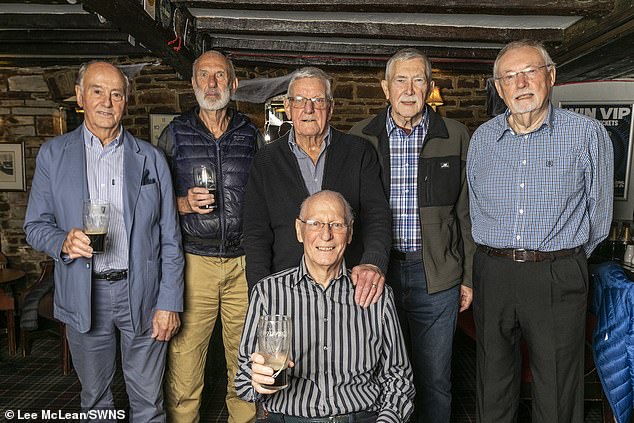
[24,61,184,422]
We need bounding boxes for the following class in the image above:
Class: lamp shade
[427,86,443,106]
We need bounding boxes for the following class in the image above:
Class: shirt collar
[385,105,428,137]
[295,256,349,289]
[82,123,124,149]
[496,102,554,141]
[288,126,331,152]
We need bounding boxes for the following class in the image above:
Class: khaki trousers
[166,254,255,423]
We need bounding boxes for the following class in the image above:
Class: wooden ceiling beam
[0,13,110,30]
[192,15,564,43]
[79,0,194,78]
[199,34,500,60]
[0,42,149,57]
[173,0,613,16]
[0,30,131,42]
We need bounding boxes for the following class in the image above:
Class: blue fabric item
[592,261,634,423]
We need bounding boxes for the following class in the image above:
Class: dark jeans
[387,257,460,423]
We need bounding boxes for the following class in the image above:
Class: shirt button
[524,135,529,140]
[323,346,328,350]
[522,160,527,165]
[516,235,521,241]
[520,183,525,188]
[519,209,524,214]
[324,318,328,322]
[404,189,409,193]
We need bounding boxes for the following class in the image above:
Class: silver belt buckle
[512,249,527,263]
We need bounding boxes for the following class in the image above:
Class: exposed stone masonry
[0,57,489,281]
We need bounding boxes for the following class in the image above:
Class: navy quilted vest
[169,109,258,257]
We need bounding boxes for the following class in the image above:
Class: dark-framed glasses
[298,218,349,233]
[495,64,551,86]
[287,95,329,109]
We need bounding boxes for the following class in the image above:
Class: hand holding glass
[83,200,110,254]
[257,315,292,391]
[192,165,216,210]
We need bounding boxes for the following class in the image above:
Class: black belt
[390,249,421,261]
[93,269,128,281]
[478,245,580,263]
[265,411,377,423]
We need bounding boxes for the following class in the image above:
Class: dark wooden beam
[224,50,493,73]
[557,30,634,82]
[0,29,130,42]
[173,0,613,16]
[192,13,565,43]
[0,42,149,57]
[198,34,500,61]
[0,13,111,29]
[79,0,194,78]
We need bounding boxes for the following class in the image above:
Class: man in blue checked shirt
[350,48,475,423]
[467,40,613,423]
[236,190,414,423]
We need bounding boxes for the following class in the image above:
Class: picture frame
[149,113,179,146]
[0,142,26,191]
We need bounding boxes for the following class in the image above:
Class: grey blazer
[24,125,184,334]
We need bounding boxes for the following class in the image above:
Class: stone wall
[0,57,490,281]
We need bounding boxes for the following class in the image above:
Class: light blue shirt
[467,104,613,256]
[288,127,331,195]
[83,124,129,272]
[387,108,429,252]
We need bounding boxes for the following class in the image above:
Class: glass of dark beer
[83,199,110,254]
[257,315,292,391]
[193,165,216,210]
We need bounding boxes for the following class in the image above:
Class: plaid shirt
[467,105,613,256]
[387,108,429,252]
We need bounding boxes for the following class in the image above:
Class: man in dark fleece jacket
[243,67,391,307]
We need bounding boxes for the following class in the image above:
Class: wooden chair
[18,260,72,375]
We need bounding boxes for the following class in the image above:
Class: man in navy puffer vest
[158,51,260,423]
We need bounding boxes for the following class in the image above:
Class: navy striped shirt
[235,259,414,422]
[467,105,613,256]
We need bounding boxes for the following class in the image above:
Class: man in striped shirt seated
[235,190,415,423]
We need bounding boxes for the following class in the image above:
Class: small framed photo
[149,113,179,146]
[0,142,26,191]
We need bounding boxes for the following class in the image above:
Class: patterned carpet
[0,325,606,422]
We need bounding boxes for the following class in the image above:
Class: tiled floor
[0,323,608,422]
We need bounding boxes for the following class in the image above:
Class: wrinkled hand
[62,227,93,259]
[250,352,294,395]
[459,285,473,312]
[351,264,385,308]
[151,310,180,341]
[181,187,215,215]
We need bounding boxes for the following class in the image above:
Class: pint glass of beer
[83,199,110,254]
[257,315,292,391]
[193,165,216,210]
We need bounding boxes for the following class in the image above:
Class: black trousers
[473,248,588,423]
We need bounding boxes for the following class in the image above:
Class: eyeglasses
[495,65,551,86]
[287,95,330,109]
[297,218,349,233]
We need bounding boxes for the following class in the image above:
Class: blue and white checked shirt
[387,108,429,252]
[83,125,129,272]
[467,105,613,256]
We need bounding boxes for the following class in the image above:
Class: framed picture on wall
[149,113,179,146]
[0,142,26,191]
[560,102,634,201]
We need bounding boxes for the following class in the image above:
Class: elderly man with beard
[158,50,260,423]
[467,40,613,423]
